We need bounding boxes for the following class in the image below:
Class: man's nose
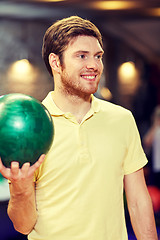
[86,57,98,70]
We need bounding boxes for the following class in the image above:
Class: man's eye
[96,55,102,60]
[79,54,86,59]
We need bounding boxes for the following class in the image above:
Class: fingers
[0,158,21,181]
[0,155,45,180]
[10,162,32,184]
[9,161,20,181]
[0,157,10,179]
[10,161,19,173]
[29,154,45,176]
[20,162,30,178]
[38,154,46,165]
[0,157,4,172]
[21,162,30,171]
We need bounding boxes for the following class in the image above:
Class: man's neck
[51,91,92,123]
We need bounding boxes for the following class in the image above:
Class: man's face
[59,35,104,98]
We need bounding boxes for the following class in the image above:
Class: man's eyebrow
[96,50,104,55]
[74,50,89,54]
[73,50,104,55]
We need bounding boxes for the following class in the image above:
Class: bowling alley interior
[0,0,160,239]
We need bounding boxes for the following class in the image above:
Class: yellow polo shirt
[28,91,148,240]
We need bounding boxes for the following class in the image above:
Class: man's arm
[124,168,158,240]
[8,179,36,235]
[0,155,45,235]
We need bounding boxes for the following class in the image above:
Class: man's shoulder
[95,97,131,117]
[94,97,135,129]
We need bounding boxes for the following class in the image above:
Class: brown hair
[42,16,103,76]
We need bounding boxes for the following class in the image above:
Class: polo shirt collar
[43,91,101,117]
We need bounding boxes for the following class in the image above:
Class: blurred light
[100,87,112,100]
[145,8,160,17]
[12,59,32,75]
[89,1,142,10]
[8,59,37,83]
[35,0,66,2]
[118,61,140,94]
[118,62,136,82]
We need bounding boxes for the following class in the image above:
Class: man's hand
[0,154,45,194]
[0,154,45,235]
[0,154,45,180]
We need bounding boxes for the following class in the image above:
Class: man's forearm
[129,196,158,240]
[8,182,37,235]
[0,157,45,235]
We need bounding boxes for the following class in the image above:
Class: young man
[0,16,158,240]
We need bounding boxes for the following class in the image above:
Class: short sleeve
[123,112,148,175]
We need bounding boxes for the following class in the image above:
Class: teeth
[82,75,95,79]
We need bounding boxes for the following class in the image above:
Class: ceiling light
[145,8,160,17]
[35,0,67,2]
[7,59,37,83]
[118,61,140,94]
[89,1,142,10]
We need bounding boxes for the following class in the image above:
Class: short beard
[60,70,94,101]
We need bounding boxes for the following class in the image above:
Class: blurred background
[0,0,160,239]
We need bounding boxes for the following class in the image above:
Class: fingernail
[11,161,19,167]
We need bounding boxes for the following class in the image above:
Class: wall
[0,18,53,101]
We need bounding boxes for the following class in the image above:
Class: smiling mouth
[81,75,97,81]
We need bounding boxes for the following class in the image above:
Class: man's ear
[49,53,60,73]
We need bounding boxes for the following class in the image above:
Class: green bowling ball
[0,93,54,168]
